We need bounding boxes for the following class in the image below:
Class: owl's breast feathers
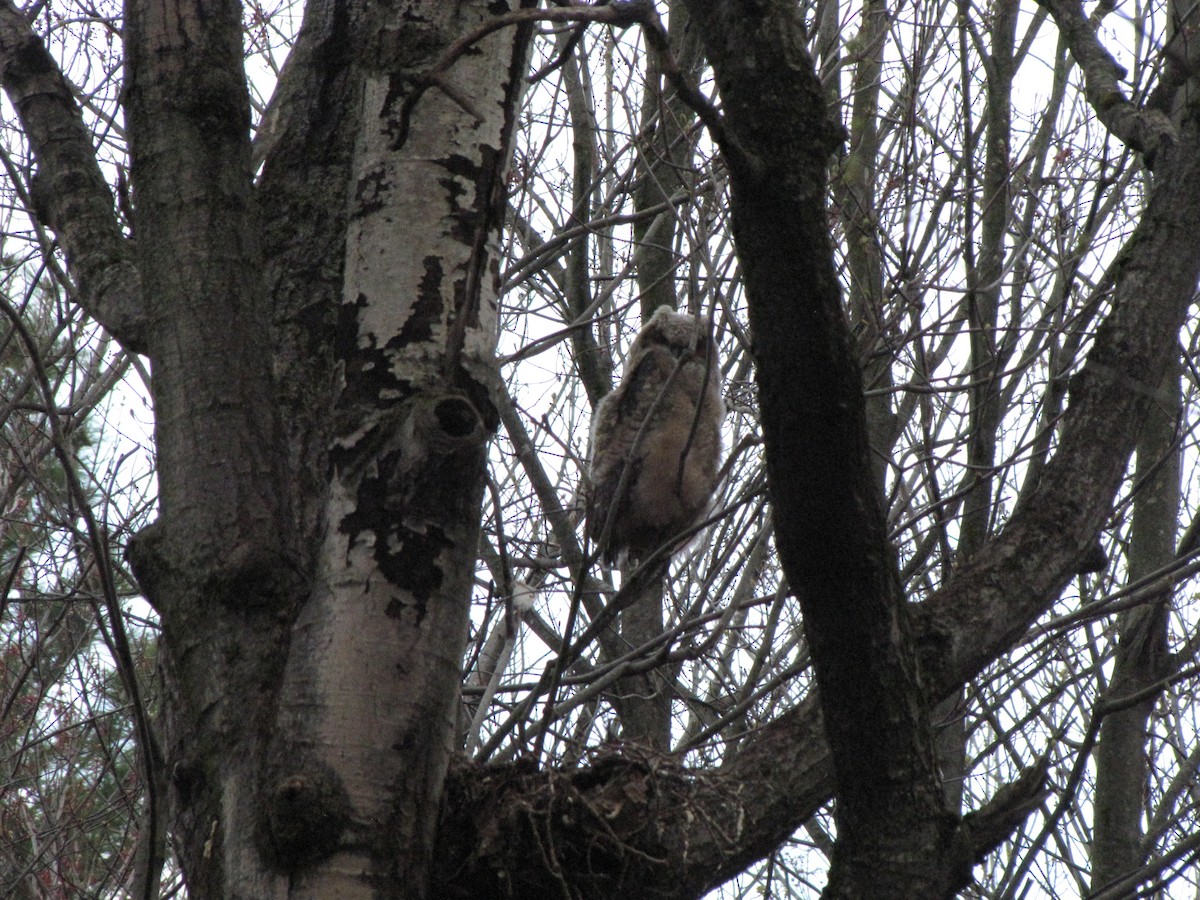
[587,310,724,564]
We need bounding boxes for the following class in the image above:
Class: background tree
[2,0,1200,898]
[0,262,155,897]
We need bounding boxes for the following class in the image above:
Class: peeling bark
[7,0,1200,897]
[121,1,531,896]
[261,4,532,896]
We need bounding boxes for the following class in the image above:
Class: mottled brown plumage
[587,307,724,564]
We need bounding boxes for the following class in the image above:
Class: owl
[587,306,724,565]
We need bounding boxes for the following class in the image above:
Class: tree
[0,267,152,897]
[2,0,1200,897]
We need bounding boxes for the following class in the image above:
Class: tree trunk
[940,0,1019,814]
[1090,361,1181,891]
[122,1,532,896]
[9,1,1200,897]
[121,0,298,891]
[682,2,970,895]
[615,0,704,752]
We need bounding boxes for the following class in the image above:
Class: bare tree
[3,0,1200,898]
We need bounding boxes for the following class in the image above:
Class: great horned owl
[587,306,724,564]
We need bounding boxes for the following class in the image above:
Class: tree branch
[396,1,753,177]
[0,0,145,350]
[961,756,1052,863]
[442,10,1200,900]
[920,127,1200,694]
[1038,0,1177,165]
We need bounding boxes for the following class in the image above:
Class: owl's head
[637,305,711,360]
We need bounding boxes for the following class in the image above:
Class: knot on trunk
[262,765,352,870]
[127,522,303,613]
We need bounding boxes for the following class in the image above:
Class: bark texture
[6,0,1200,898]
[120,1,530,897]
[681,2,969,895]
[1090,363,1181,891]
[433,3,1200,897]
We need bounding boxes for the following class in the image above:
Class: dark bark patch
[337,467,450,608]
[338,346,407,409]
[13,36,57,78]
[28,169,61,231]
[334,291,370,360]
[261,764,352,870]
[352,166,393,218]
[170,757,205,806]
[293,296,339,362]
[378,526,450,615]
[382,70,423,150]
[176,67,252,142]
[393,255,446,346]
[202,542,305,610]
[384,397,490,521]
[335,393,489,609]
[334,290,415,411]
[439,152,488,239]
